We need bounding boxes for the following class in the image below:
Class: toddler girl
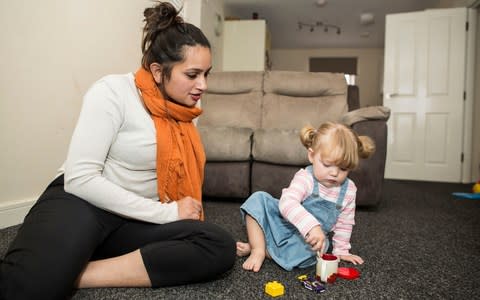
[237,122,374,272]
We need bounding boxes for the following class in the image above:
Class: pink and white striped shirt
[278,168,357,256]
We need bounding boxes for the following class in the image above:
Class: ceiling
[223,0,441,49]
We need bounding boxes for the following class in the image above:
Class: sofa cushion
[261,94,348,130]
[261,71,348,129]
[252,128,309,165]
[264,71,347,97]
[198,71,264,129]
[198,126,253,161]
[199,92,263,129]
[206,71,264,94]
[203,162,251,198]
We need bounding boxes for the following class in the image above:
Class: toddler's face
[308,149,349,188]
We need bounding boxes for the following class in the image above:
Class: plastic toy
[316,253,339,283]
[315,273,337,283]
[298,275,325,294]
[452,180,480,200]
[265,281,285,297]
[297,274,308,281]
[337,267,360,280]
[473,180,480,193]
[452,192,480,200]
[326,273,337,283]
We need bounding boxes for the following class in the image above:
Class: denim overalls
[240,166,347,271]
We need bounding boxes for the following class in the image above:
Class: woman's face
[159,45,212,107]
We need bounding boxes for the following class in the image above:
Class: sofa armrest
[349,119,388,207]
[340,106,390,127]
[347,85,360,111]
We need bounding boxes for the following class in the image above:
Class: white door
[383,8,471,182]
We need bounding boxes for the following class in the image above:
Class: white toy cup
[316,253,339,283]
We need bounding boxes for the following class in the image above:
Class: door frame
[463,8,477,182]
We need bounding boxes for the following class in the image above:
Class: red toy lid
[321,254,338,261]
[337,267,360,280]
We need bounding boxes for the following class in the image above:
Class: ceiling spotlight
[315,0,327,7]
[360,13,375,25]
[360,31,370,38]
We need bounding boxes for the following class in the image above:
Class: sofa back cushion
[197,71,264,129]
[261,71,348,129]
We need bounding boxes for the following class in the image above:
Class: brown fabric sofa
[197,71,390,207]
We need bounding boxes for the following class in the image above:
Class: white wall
[0,0,151,228]
[223,20,266,71]
[271,48,384,107]
[184,0,224,71]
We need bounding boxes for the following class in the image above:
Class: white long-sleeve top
[278,168,357,256]
[58,73,179,224]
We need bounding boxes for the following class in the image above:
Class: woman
[0,2,235,299]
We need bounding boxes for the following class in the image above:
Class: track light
[297,21,341,35]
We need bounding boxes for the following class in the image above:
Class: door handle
[386,93,398,98]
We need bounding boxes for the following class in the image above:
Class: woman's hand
[338,254,364,265]
[176,196,203,220]
[305,225,325,252]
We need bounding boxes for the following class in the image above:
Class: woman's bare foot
[242,249,265,272]
[236,241,251,257]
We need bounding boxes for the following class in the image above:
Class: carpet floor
[1,179,479,299]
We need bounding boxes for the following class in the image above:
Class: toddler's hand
[305,226,325,252]
[338,254,364,265]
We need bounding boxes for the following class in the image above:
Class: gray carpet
[1,179,479,299]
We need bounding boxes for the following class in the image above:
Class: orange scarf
[134,68,205,216]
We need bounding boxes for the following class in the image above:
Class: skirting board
[0,198,36,229]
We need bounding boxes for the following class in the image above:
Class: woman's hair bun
[140,1,210,71]
[143,2,183,33]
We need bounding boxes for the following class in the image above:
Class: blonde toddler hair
[300,122,375,170]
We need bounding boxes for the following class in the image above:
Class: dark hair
[141,1,211,80]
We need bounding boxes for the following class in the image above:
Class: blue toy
[452,192,480,200]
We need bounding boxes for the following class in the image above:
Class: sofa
[197,71,390,207]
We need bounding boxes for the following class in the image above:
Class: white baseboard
[0,198,36,229]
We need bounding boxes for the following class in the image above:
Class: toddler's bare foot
[236,241,251,257]
[242,249,265,272]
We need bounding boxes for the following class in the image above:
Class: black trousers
[0,176,235,300]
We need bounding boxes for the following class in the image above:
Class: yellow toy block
[473,181,480,193]
[297,274,308,281]
[265,281,285,297]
